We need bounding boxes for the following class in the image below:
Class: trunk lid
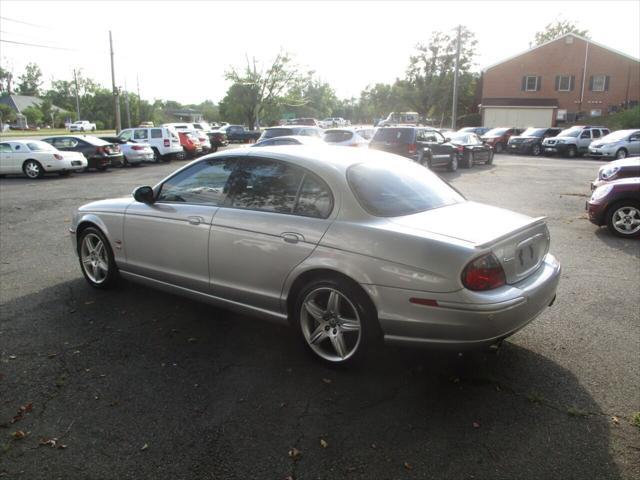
[391,201,550,284]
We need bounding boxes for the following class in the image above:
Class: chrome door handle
[187,216,204,225]
[281,232,303,244]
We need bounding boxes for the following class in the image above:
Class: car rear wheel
[23,160,44,179]
[615,149,628,159]
[532,144,542,156]
[607,201,640,238]
[448,154,458,172]
[294,277,379,366]
[78,227,119,288]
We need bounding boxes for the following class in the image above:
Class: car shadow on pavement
[0,278,624,480]
[593,227,640,256]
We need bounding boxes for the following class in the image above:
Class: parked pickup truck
[215,124,261,143]
[69,120,96,132]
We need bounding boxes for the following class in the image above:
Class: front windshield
[601,130,635,142]
[484,128,508,136]
[521,128,546,137]
[558,127,582,137]
[347,160,465,217]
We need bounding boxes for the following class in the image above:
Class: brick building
[479,33,640,127]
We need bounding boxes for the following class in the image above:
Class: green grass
[562,107,640,130]
[0,129,116,138]
[631,412,640,428]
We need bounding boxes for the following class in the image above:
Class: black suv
[507,127,561,156]
[369,127,460,171]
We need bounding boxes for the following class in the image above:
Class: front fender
[72,212,125,263]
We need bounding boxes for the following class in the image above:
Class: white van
[378,112,420,126]
[118,126,183,162]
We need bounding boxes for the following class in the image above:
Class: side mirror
[133,186,155,204]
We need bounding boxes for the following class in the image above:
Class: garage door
[483,108,554,128]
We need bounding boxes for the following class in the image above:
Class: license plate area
[514,234,546,278]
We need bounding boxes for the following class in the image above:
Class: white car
[323,127,374,147]
[69,120,97,132]
[0,140,87,179]
[118,126,183,162]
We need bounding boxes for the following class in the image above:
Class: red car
[481,127,523,154]
[586,177,640,238]
[178,131,202,158]
[590,158,640,190]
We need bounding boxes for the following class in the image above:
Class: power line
[0,16,55,30]
[0,38,79,51]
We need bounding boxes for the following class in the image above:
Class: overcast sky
[1,0,639,105]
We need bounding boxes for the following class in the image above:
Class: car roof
[266,125,318,129]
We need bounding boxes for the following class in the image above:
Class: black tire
[58,171,71,177]
[615,149,628,159]
[532,144,542,156]
[122,157,129,167]
[495,142,504,154]
[606,201,640,238]
[293,276,380,367]
[448,154,458,172]
[23,160,44,179]
[211,146,218,153]
[77,226,119,288]
[151,148,161,163]
[486,150,494,165]
[567,146,577,158]
[465,151,474,169]
[97,166,108,172]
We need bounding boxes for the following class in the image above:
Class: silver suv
[588,129,640,160]
[542,126,610,158]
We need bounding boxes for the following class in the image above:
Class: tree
[0,104,16,124]
[533,20,589,47]
[224,51,306,129]
[22,105,44,126]
[17,63,43,96]
[0,67,14,94]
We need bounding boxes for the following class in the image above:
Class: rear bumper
[368,253,561,349]
[126,151,155,163]
[43,158,87,172]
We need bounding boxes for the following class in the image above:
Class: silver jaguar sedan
[70,146,561,365]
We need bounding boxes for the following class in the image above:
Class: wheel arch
[75,215,111,248]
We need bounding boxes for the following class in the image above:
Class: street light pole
[109,31,122,134]
[73,69,81,121]
[451,25,462,130]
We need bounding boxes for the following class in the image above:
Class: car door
[132,128,149,145]
[628,131,640,155]
[9,142,29,172]
[469,134,489,161]
[0,142,18,174]
[123,157,239,292]
[210,156,335,312]
[423,130,449,165]
[578,129,592,151]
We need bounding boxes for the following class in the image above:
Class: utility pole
[109,31,122,133]
[451,25,462,130]
[124,80,131,128]
[73,69,81,121]
[136,74,141,122]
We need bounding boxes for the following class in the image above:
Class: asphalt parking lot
[1,149,638,480]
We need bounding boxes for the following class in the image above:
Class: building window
[524,76,538,91]
[591,75,607,92]
[590,109,602,117]
[558,75,571,91]
[557,109,567,121]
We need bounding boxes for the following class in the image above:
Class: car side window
[580,130,591,139]
[157,158,238,205]
[0,143,12,153]
[629,133,640,142]
[13,144,21,151]
[225,158,304,214]
[592,129,601,138]
[150,129,163,139]
[415,129,425,141]
[294,173,333,218]
[134,129,148,140]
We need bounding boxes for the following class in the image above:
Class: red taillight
[407,143,417,155]
[164,139,170,147]
[461,253,506,291]
[131,145,144,151]
[53,153,63,160]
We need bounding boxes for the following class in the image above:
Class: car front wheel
[607,202,640,238]
[495,143,504,154]
[615,149,628,159]
[294,277,379,366]
[448,154,458,172]
[78,227,119,288]
[465,151,474,168]
[532,144,542,156]
[567,146,577,158]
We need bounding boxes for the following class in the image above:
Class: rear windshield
[262,128,294,139]
[324,130,353,143]
[371,128,414,143]
[347,161,464,217]
[484,128,508,136]
[27,141,56,152]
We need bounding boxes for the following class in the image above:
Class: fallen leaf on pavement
[288,447,301,460]
[8,355,16,360]
[403,462,413,470]
[472,421,481,429]
[141,443,149,451]
[320,438,328,448]
[612,416,620,425]
[187,337,197,343]
[11,430,27,439]
[39,437,58,448]
[11,403,33,424]
[321,378,332,384]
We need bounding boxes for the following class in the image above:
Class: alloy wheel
[24,161,42,179]
[300,287,362,363]
[616,149,627,159]
[80,233,110,284]
[612,206,640,235]
[533,144,541,156]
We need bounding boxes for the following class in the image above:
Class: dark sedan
[42,135,124,170]
[507,128,561,156]
[207,130,228,151]
[458,126,491,136]
[445,132,494,168]
[587,177,640,238]
[590,158,640,190]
